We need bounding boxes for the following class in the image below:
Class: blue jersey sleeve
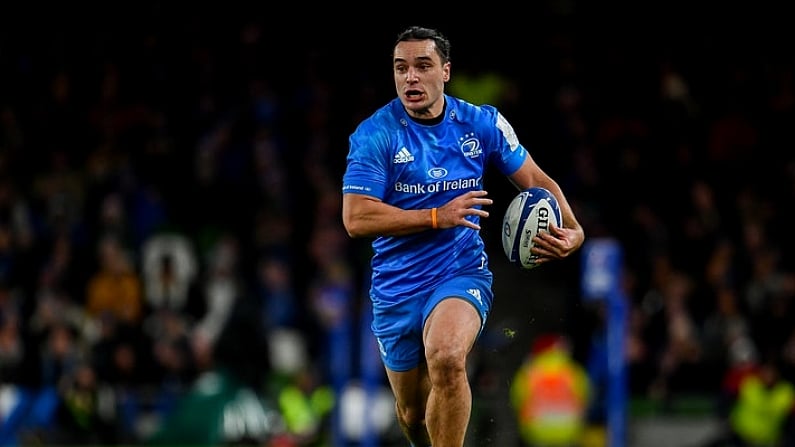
[476,104,527,177]
[342,117,390,199]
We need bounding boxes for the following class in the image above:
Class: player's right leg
[422,297,481,447]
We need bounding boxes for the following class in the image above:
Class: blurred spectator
[85,234,143,328]
[700,285,752,384]
[36,232,87,313]
[49,362,116,445]
[105,340,144,443]
[191,234,241,367]
[257,255,298,332]
[743,246,795,354]
[39,323,81,389]
[147,308,196,391]
[26,287,86,377]
[307,252,355,446]
[31,150,86,244]
[0,224,18,290]
[0,285,24,382]
[642,263,705,401]
[679,179,726,281]
[2,322,84,443]
[0,177,40,315]
[704,353,795,447]
[510,333,591,447]
[275,357,335,445]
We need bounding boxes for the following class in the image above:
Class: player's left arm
[508,155,585,262]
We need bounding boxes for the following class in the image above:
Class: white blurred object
[141,233,197,310]
[729,335,758,366]
[339,381,396,441]
[267,328,309,376]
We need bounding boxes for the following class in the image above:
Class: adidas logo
[394,147,414,164]
[467,288,483,305]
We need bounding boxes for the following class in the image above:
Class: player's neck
[407,98,446,125]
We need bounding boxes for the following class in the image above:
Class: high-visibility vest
[278,384,334,436]
[730,374,795,446]
[511,349,590,446]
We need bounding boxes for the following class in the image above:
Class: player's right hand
[437,190,493,230]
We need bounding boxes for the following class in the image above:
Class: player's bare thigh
[423,297,481,363]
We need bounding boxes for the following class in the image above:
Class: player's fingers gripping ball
[501,187,562,269]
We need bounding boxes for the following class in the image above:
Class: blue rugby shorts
[370,273,493,372]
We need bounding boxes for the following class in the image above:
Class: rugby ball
[501,187,562,269]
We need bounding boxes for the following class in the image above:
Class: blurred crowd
[1,3,795,446]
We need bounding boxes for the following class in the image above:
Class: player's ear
[442,62,451,82]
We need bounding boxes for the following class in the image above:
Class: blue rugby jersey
[342,95,528,301]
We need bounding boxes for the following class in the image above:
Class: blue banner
[580,238,627,447]
[581,238,623,301]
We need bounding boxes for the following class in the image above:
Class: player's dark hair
[394,26,451,64]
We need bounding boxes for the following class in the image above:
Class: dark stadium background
[1,2,794,446]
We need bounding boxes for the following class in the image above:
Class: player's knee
[396,401,425,428]
[426,345,468,380]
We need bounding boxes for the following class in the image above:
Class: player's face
[393,39,450,119]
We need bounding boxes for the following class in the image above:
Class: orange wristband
[431,207,438,229]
